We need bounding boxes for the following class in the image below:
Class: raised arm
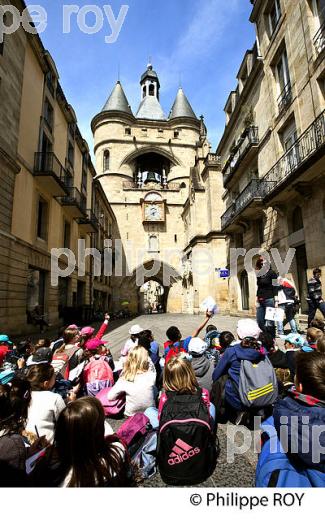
[192,311,213,338]
[96,313,110,339]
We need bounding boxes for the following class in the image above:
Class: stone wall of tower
[92,68,229,314]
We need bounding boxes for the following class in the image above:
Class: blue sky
[25,0,255,150]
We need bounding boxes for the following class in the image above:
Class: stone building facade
[92,64,228,314]
[218,0,325,316]
[0,0,115,335]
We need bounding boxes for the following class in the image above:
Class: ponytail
[241,337,261,350]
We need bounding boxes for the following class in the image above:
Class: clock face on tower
[143,202,165,222]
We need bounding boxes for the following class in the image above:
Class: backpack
[86,380,112,397]
[0,369,15,384]
[117,413,151,447]
[165,340,186,364]
[51,346,80,380]
[237,355,278,409]
[282,284,296,301]
[205,330,220,348]
[256,416,325,487]
[83,357,113,385]
[157,389,218,486]
[96,387,125,417]
[117,413,158,479]
[132,430,157,479]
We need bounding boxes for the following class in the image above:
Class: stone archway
[114,259,183,314]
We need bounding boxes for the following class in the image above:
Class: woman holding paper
[255,257,279,339]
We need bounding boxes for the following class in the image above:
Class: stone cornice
[184,231,227,250]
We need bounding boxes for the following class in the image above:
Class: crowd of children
[1,311,325,487]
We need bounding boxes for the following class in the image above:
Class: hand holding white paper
[200,296,218,315]
[265,307,285,322]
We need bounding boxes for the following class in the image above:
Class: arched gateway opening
[139,280,166,314]
[115,260,182,314]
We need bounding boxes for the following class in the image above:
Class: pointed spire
[101,81,133,115]
[169,88,197,120]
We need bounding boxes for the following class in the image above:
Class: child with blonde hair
[107,346,156,416]
[158,354,215,420]
[151,354,218,486]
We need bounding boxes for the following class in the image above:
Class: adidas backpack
[237,355,278,408]
[256,416,325,487]
[157,389,218,486]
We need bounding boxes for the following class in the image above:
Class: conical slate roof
[169,88,197,120]
[102,81,133,115]
[136,96,166,120]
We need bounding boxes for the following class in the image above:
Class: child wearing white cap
[120,324,144,357]
[188,338,214,392]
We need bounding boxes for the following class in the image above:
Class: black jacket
[256,269,279,300]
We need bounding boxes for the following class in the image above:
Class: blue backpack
[256,416,325,487]
[0,369,15,385]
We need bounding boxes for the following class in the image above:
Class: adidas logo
[168,438,200,465]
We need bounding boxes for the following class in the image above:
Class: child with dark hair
[31,397,134,487]
[139,330,160,366]
[26,364,67,442]
[218,331,235,353]
[164,312,212,361]
[272,352,325,476]
[0,378,45,486]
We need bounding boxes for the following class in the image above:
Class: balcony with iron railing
[262,109,325,201]
[222,126,259,188]
[221,179,267,231]
[76,209,99,233]
[56,186,87,218]
[34,152,69,196]
[314,21,325,56]
[277,81,292,115]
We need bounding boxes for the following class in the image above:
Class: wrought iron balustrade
[222,126,259,185]
[262,109,325,197]
[277,81,292,114]
[34,152,66,183]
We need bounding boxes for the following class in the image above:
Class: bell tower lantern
[140,62,161,101]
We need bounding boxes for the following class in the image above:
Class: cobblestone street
[104,313,258,487]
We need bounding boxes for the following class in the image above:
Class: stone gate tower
[91,64,228,314]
